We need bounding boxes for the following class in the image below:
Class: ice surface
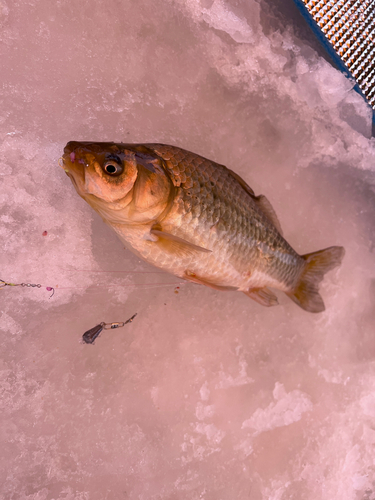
[1,0,375,498]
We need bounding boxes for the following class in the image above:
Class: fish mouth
[59,154,72,174]
[60,145,108,205]
[60,141,94,177]
[60,147,87,196]
[58,156,69,173]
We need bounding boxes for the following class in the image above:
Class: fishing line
[0,275,185,295]
[1,273,184,343]
[56,269,184,291]
[63,269,165,274]
[52,282,185,296]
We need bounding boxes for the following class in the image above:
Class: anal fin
[243,287,279,307]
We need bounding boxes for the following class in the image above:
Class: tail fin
[286,246,345,313]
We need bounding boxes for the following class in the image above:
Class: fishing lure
[82,313,137,344]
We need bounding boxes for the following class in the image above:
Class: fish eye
[103,159,123,176]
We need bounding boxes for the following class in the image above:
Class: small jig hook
[0,279,55,298]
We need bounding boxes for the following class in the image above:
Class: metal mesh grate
[300,0,375,108]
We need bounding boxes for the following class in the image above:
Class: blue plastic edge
[291,0,375,132]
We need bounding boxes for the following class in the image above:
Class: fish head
[62,141,138,203]
[61,142,173,224]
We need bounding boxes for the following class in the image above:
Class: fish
[61,142,345,313]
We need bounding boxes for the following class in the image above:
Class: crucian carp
[61,142,344,313]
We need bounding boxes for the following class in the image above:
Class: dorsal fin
[226,167,283,235]
[253,195,283,236]
[227,167,255,197]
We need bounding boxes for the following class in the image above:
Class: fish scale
[149,144,300,287]
[62,141,344,312]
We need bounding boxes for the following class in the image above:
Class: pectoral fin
[150,228,211,257]
[184,270,238,291]
[243,287,279,307]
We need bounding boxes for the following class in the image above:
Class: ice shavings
[199,380,210,401]
[242,383,313,435]
[295,378,375,499]
[215,354,254,389]
[201,0,254,43]
[360,392,375,419]
[195,402,215,420]
[181,422,226,464]
[261,478,291,500]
